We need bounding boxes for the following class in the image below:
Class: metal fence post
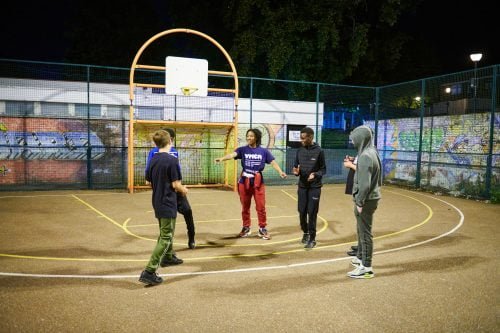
[250,77,253,127]
[86,65,92,189]
[374,87,379,146]
[485,65,497,198]
[315,83,320,142]
[416,79,426,188]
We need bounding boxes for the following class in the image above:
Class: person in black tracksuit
[292,127,326,249]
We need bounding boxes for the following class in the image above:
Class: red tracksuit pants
[238,183,267,228]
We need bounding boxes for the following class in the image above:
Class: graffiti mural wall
[376,112,499,191]
[0,117,125,186]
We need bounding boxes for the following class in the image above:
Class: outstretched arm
[215,152,237,163]
[270,160,287,179]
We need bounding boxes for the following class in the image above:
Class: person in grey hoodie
[347,125,382,279]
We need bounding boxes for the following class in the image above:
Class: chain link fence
[0,59,498,200]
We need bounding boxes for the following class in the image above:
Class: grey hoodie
[350,125,382,207]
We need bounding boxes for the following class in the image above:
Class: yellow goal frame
[128,28,239,193]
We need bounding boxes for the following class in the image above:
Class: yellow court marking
[123,215,329,247]
[121,218,152,241]
[311,188,433,250]
[71,195,151,241]
[369,189,434,239]
[130,214,301,227]
[122,188,330,247]
[71,195,123,229]
[280,189,297,201]
[73,194,316,246]
[0,188,433,262]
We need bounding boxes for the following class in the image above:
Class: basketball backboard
[165,56,208,96]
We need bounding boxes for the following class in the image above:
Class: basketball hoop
[166,56,208,96]
[181,87,199,96]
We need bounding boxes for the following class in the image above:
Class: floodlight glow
[470,53,483,62]
[445,87,451,94]
[415,96,421,101]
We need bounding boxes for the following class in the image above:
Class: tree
[224,0,421,84]
[64,0,162,67]
[62,0,426,85]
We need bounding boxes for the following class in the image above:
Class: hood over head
[350,125,373,155]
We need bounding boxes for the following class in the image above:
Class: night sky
[406,0,497,74]
[1,0,497,83]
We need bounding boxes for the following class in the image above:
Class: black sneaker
[347,249,357,256]
[160,254,184,267]
[301,233,310,244]
[139,270,163,286]
[304,240,316,249]
[238,226,251,237]
[188,233,196,249]
[351,245,358,251]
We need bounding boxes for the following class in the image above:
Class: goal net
[128,29,239,193]
[132,89,237,188]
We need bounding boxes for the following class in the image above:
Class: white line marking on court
[0,191,464,280]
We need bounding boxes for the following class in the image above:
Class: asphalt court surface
[1,185,499,332]
[0,185,463,276]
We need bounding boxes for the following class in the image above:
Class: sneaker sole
[139,278,163,285]
[348,273,374,279]
[259,235,271,240]
[238,231,252,238]
[160,261,183,267]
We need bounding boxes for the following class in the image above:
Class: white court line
[0,191,464,279]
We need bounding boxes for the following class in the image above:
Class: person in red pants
[215,128,287,240]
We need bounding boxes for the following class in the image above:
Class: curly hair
[247,128,262,146]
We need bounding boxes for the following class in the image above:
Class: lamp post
[470,53,482,113]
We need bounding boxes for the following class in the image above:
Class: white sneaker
[347,265,374,279]
[258,227,271,240]
[351,257,362,267]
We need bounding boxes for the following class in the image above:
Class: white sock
[364,266,372,271]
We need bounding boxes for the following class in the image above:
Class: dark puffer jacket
[294,143,326,188]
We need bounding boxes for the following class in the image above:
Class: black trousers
[177,195,195,240]
[297,186,322,241]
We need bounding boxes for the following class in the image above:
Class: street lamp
[470,53,483,62]
[470,53,482,113]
